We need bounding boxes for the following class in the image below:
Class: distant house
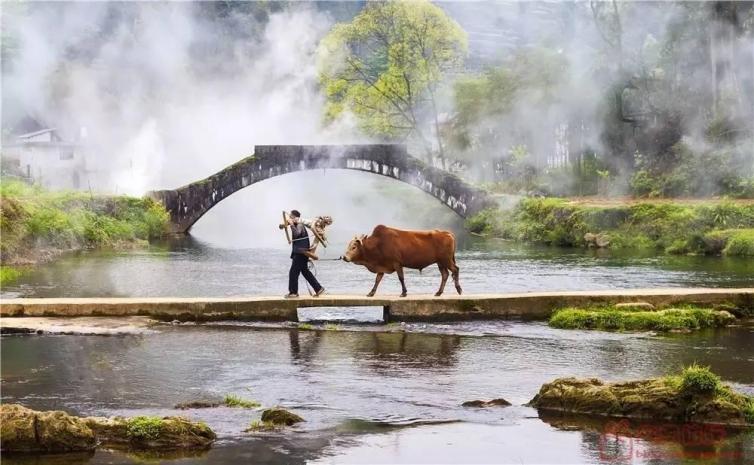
[2,116,87,190]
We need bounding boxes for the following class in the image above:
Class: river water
[1,236,752,299]
[2,179,754,464]
[2,321,754,464]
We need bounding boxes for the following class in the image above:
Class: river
[2,177,754,464]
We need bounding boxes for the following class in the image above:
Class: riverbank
[467,197,754,255]
[0,180,168,283]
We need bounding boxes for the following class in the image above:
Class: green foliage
[125,416,163,441]
[223,394,260,409]
[465,198,754,253]
[246,420,278,432]
[680,364,721,395]
[549,305,736,332]
[631,141,754,198]
[745,398,754,424]
[721,229,754,257]
[318,0,467,141]
[0,179,169,263]
[447,47,566,162]
[0,266,22,285]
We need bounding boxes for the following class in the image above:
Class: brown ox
[342,225,461,297]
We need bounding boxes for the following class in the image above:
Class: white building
[2,118,88,190]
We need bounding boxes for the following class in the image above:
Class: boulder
[529,376,754,426]
[260,408,304,426]
[0,404,96,452]
[461,398,511,408]
[84,416,216,450]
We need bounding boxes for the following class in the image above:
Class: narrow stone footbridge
[148,144,497,234]
[2,288,751,323]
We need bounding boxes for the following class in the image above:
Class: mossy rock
[85,416,216,450]
[461,398,511,408]
[529,375,754,426]
[260,408,304,426]
[0,404,97,452]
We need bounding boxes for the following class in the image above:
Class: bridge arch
[148,145,496,233]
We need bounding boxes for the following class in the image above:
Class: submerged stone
[461,398,511,408]
[0,404,97,453]
[528,376,754,426]
[174,400,221,410]
[260,408,304,426]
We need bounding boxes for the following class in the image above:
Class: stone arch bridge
[148,145,496,234]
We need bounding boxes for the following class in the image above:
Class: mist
[3,1,752,248]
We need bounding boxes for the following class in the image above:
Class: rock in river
[260,408,304,426]
[528,374,754,426]
[462,398,511,408]
[0,404,97,452]
[0,404,216,453]
[84,415,216,450]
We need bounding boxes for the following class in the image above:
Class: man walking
[281,210,325,298]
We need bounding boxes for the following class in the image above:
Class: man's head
[290,210,301,224]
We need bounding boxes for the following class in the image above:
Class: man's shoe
[313,288,326,298]
[284,293,299,299]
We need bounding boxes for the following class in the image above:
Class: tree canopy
[318,0,467,158]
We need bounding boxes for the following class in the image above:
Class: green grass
[0,266,22,285]
[679,364,721,394]
[223,394,260,408]
[125,416,163,441]
[465,199,754,254]
[245,420,279,432]
[664,365,753,423]
[324,323,340,331]
[1,179,168,263]
[297,323,314,330]
[549,305,736,332]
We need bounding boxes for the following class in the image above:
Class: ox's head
[343,234,367,263]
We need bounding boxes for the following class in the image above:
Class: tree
[317,0,467,164]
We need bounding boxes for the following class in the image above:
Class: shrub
[722,230,754,256]
[0,266,22,285]
[126,416,163,441]
[680,364,721,394]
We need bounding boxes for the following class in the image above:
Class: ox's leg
[451,262,462,295]
[367,273,384,297]
[435,265,449,297]
[396,266,408,297]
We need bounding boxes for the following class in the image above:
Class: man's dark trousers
[289,254,322,295]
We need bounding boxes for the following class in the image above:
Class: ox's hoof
[456,287,463,295]
[434,292,443,297]
[400,293,407,298]
[366,292,375,297]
